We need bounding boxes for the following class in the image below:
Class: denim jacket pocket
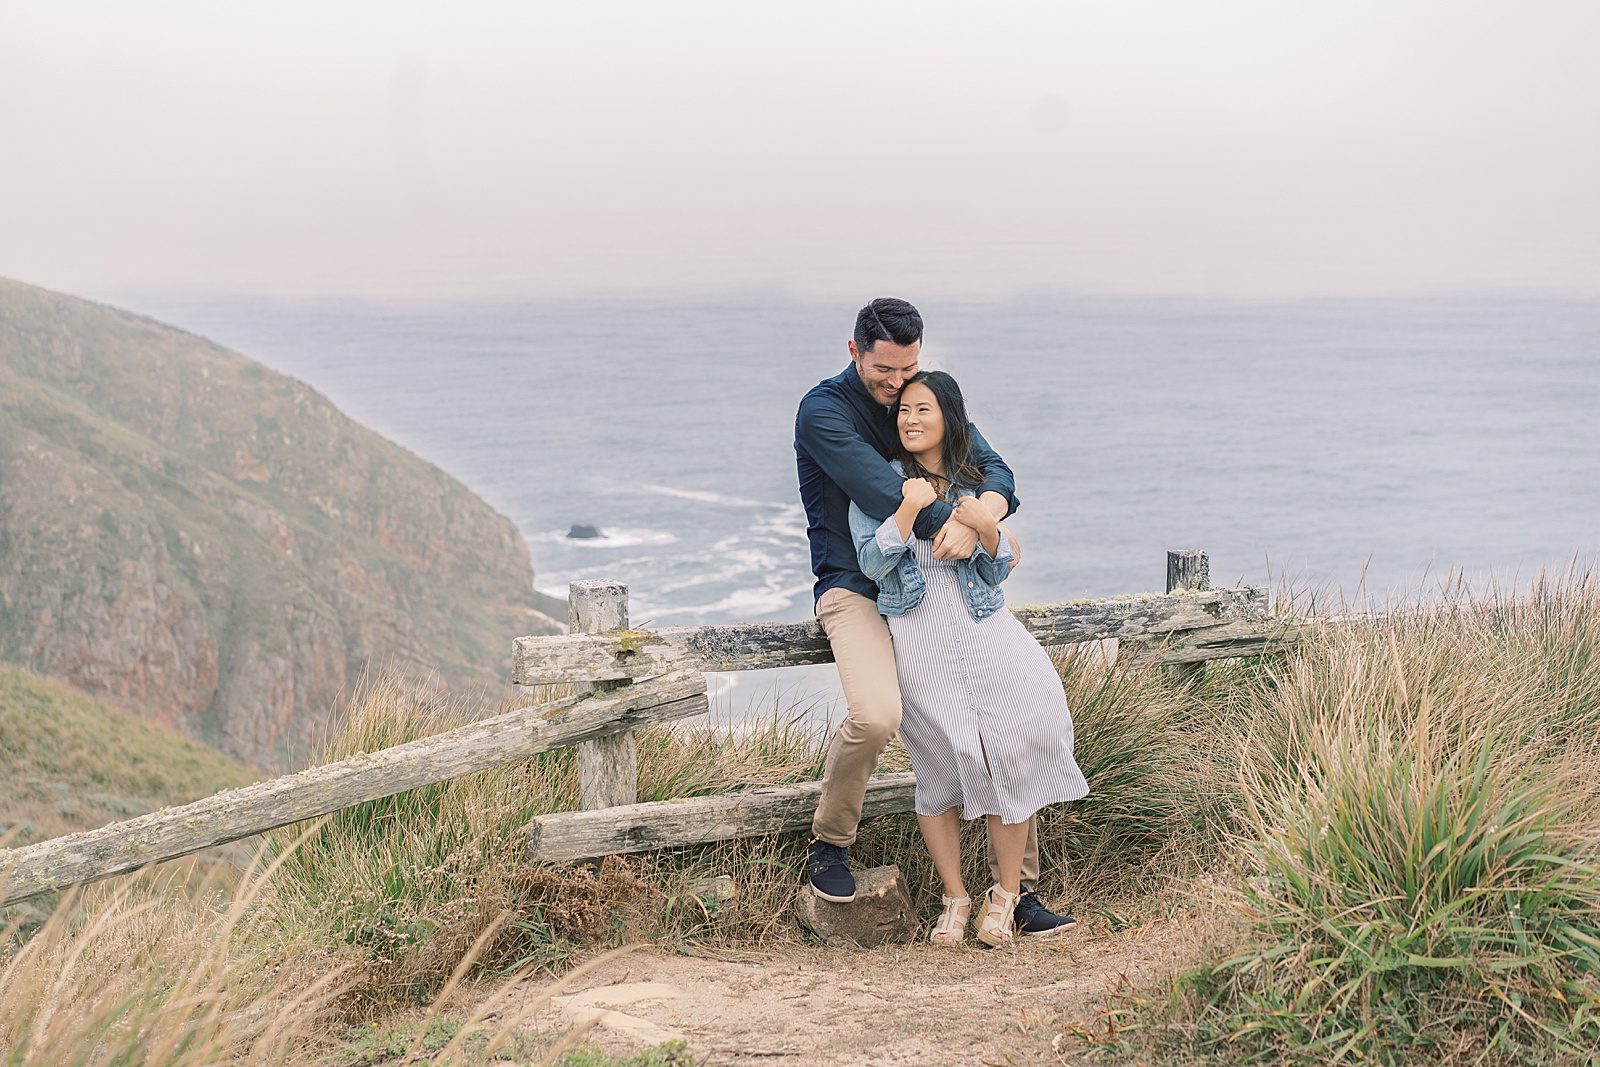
[873,553,925,616]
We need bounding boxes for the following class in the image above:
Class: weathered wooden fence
[516,550,1275,863]
[0,549,1283,907]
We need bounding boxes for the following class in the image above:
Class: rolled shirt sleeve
[850,500,913,582]
[875,514,910,558]
[973,529,1017,586]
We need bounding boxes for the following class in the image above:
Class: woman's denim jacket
[847,462,1016,622]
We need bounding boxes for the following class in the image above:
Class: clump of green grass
[1131,573,1600,1065]
[1487,568,1600,739]
[555,1040,695,1066]
[634,712,826,801]
[1041,643,1208,899]
[323,1014,556,1066]
[1182,715,1600,1062]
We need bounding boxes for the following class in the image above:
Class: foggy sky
[3,1,1597,300]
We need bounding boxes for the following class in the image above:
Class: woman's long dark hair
[892,370,984,496]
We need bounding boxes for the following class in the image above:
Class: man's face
[849,338,921,408]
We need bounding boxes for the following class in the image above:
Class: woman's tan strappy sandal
[976,884,1019,947]
[929,894,971,945]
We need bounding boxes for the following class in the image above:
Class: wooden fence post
[1167,549,1210,688]
[1167,549,1210,597]
[569,579,639,809]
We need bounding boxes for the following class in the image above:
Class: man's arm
[931,421,1021,560]
[968,423,1019,518]
[796,395,953,538]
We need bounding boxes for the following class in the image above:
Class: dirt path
[474,913,1208,1066]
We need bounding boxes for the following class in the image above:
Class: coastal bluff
[0,278,562,770]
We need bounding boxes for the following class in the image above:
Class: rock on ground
[793,865,919,948]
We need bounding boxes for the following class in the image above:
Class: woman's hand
[894,477,940,542]
[901,478,938,510]
[953,496,998,536]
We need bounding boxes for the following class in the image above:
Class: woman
[848,371,1090,947]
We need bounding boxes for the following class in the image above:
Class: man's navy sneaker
[1015,892,1076,937]
[806,840,856,902]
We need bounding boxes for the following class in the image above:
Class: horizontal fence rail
[527,773,919,864]
[0,670,707,907]
[513,587,1275,685]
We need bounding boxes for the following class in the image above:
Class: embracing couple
[794,297,1089,947]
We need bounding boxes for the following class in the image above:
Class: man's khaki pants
[810,587,1041,888]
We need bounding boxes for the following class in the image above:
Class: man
[793,297,1075,937]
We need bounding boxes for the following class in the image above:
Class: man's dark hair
[892,370,985,492]
[853,297,923,353]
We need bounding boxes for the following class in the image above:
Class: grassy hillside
[3,573,1599,1063]
[0,663,256,848]
[0,278,562,769]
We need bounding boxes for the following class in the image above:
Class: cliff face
[0,279,561,770]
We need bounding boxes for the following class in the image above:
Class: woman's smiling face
[897,380,944,459]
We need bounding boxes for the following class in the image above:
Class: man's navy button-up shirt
[794,364,1018,605]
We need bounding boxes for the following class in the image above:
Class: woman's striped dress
[888,535,1090,823]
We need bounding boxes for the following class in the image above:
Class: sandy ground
[467,911,1209,1066]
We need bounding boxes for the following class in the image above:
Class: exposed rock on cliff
[0,279,562,770]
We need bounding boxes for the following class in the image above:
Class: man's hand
[952,497,998,538]
[998,523,1022,571]
[931,519,979,560]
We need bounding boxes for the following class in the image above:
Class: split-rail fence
[0,550,1286,907]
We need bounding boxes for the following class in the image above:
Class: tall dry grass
[0,849,360,1065]
[0,855,643,1066]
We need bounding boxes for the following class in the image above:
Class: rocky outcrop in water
[0,278,562,770]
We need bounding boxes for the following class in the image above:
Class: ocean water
[110,292,1600,715]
